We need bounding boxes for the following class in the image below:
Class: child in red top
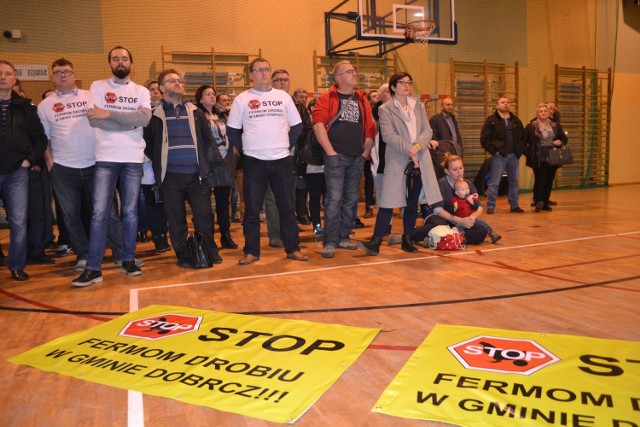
[451,179,502,244]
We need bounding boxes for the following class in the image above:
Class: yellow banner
[9,305,378,424]
[374,324,640,427]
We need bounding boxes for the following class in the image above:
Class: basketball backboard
[357,0,456,44]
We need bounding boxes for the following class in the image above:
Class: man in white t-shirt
[71,46,151,287]
[227,57,308,265]
[38,58,124,275]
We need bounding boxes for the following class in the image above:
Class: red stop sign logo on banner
[448,335,559,375]
[119,314,203,341]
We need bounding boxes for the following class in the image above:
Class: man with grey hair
[292,88,308,106]
[143,68,225,268]
[312,60,375,258]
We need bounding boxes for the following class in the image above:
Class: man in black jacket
[0,60,48,281]
[480,97,525,214]
[143,69,225,268]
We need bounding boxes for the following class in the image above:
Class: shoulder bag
[188,232,212,269]
[546,146,573,166]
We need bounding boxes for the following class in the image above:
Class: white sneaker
[73,259,87,272]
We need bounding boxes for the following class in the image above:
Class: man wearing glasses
[312,60,375,258]
[227,58,308,265]
[38,58,125,278]
[71,46,151,287]
[143,69,225,269]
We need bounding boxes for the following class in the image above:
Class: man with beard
[71,46,151,287]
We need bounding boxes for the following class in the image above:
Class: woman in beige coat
[358,72,443,255]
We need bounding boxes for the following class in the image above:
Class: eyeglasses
[52,70,74,77]
[337,68,357,77]
[396,80,413,86]
[272,78,290,83]
[251,67,272,74]
[162,79,184,85]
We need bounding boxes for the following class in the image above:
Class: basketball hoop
[405,19,437,49]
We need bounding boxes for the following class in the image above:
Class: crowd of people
[0,47,568,285]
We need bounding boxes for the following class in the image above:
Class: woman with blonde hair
[524,103,567,212]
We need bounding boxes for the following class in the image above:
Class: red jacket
[312,85,376,141]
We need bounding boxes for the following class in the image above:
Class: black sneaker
[71,269,103,288]
[353,218,365,229]
[121,260,142,276]
[153,235,172,253]
[211,250,223,264]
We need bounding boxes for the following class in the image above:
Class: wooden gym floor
[1,184,639,426]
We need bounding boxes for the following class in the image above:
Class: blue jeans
[86,162,142,271]
[455,219,490,234]
[242,156,299,257]
[50,163,123,261]
[323,153,364,247]
[0,167,29,271]
[486,152,520,210]
[373,174,422,237]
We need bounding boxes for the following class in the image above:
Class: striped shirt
[163,101,199,174]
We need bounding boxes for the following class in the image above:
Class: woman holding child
[428,154,500,244]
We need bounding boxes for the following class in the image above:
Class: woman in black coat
[524,103,568,212]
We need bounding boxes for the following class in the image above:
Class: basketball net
[405,19,437,49]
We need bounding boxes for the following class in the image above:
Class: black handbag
[188,232,212,269]
[404,159,421,177]
[151,185,163,207]
[546,146,574,166]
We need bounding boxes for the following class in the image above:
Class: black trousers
[242,156,299,257]
[161,172,217,262]
[27,169,46,258]
[212,185,231,234]
[532,164,558,206]
[141,184,168,238]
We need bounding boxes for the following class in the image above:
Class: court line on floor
[134,230,640,292]
[2,231,638,319]
[125,254,640,427]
